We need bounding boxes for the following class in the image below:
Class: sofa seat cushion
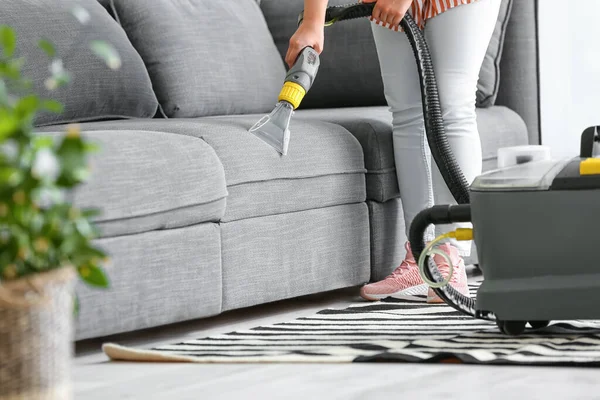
[296,105,528,202]
[40,117,367,222]
[36,129,227,237]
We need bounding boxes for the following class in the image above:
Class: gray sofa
[15,0,539,340]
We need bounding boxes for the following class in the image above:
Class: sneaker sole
[427,285,470,304]
[361,283,428,302]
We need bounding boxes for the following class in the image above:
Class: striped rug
[103,283,600,365]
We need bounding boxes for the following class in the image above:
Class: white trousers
[371,0,501,255]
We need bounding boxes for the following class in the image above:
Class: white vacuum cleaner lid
[471,158,572,191]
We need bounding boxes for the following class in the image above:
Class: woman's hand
[363,0,413,31]
[285,21,324,68]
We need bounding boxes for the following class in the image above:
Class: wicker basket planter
[0,267,76,400]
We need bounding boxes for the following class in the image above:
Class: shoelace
[387,257,418,283]
[436,259,460,284]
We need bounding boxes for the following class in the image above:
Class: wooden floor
[75,286,600,400]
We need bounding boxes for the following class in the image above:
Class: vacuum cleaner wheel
[496,320,526,336]
[496,320,551,335]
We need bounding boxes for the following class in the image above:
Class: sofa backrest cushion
[495,0,540,144]
[477,0,513,107]
[260,0,513,109]
[261,0,386,109]
[2,0,159,127]
[109,0,286,118]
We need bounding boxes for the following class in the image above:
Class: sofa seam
[226,170,368,188]
[220,200,368,224]
[95,195,227,225]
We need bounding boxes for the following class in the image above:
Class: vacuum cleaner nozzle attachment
[249,101,294,156]
[249,47,320,155]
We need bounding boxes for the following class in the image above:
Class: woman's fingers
[390,12,404,31]
[370,3,381,23]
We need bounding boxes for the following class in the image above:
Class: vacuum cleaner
[250,2,600,335]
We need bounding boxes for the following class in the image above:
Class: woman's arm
[301,0,328,26]
[285,0,328,68]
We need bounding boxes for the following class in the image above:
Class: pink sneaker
[426,243,470,304]
[360,242,428,301]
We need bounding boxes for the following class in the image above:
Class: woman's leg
[372,0,501,253]
[370,16,435,244]
[425,0,501,255]
[361,0,500,301]
[361,20,438,301]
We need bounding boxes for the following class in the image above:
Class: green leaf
[0,167,22,186]
[44,72,70,91]
[0,58,24,80]
[83,142,101,153]
[90,41,121,70]
[41,100,63,114]
[33,136,55,150]
[0,114,19,140]
[0,26,16,58]
[78,264,109,288]
[81,208,102,219]
[73,293,80,317]
[38,39,55,58]
[0,79,7,105]
[16,95,39,114]
[56,135,87,186]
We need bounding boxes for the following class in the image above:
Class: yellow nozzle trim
[278,81,306,110]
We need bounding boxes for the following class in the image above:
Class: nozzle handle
[285,47,320,94]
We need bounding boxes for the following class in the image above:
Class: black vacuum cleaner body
[471,128,600,323]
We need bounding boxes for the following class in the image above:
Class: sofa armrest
[495,0,541,145]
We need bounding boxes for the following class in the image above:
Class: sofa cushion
[477,0,513,107]
[35,129,227,238]
[77,223,222,340]
[2,0,158,127]
[109,0,286,118]
[38,117,367,222]
[261,0,386,109]
[260,0,512,109]
[295,105,528,202]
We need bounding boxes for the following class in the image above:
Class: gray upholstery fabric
[39,117,367,221]
[76,223,222,340]
[296,107,396,202]
[36,129,227,238]
[367,198,406,282]
[224,173,365,223]
[260,0,514,109]
[109,0,286,118]
[2,0,158,127]
[221,204,370,311]
[495,0,540,144]
[476,0,513,107]
[296,105,528,202]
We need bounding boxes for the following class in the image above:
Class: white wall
[538,0,600,159]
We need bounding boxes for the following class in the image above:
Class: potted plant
[0,6,119,399]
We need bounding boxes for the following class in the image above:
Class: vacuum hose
[313,3,490,319]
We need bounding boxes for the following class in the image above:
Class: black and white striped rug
[103,283,600,365]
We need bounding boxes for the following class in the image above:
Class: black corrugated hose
[312,3,494,319]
